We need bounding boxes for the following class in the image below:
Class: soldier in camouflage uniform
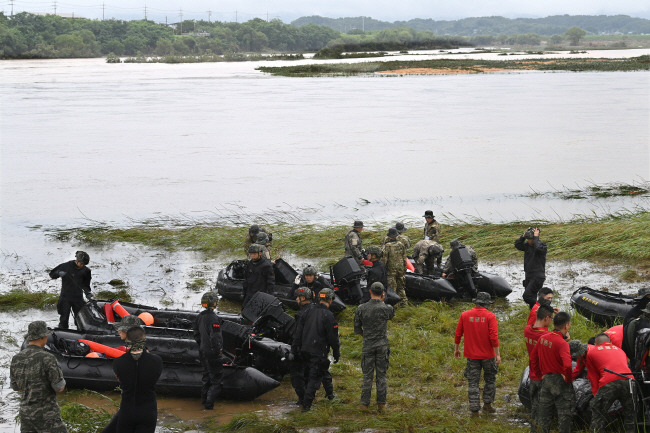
[344,221,365,268]
[454,292,501,416]
[423,210,441,242]
[412,239,444,275]
[244,224,271,255]
[383,222,411,250]
[354,282,395,411]
[382,228,407,304]
[10,321,68,433]
[255,232,272,260]
[442,239,478,277]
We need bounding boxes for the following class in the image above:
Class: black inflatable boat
[404,273,457,301]
[445,271,512,299]
[570,286,638,327]
[216,259,347,312]
[27,332,280,400]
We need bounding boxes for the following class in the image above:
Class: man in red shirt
[529,312,574,433]
[603,325,623,349]
[524,304,553,432]
[526,287,558,327]
[454,292,501,417]
[587,334,635,433]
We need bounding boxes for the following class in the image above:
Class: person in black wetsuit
[622,288,650,359]
[295,288,340,412]
[49,251,93,329]
[242,244,275,306]
[515,228,548,308]
[364,246,387,304]
[112,327,162,433]
[193,291,224,410]
[290,266,325,300]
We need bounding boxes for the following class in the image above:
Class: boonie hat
[26,320,51,341]
[395,222,407,233]
[637,287,650,298]
[114,315,145,332]
[423,210,434,218]
[473,292,494,305]
[387,228,399,238]
[569,340,588,358]
[353,221,364,228]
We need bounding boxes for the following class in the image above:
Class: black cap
[423,210,434,218]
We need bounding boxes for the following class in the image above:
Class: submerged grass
[0,289,58,311]
[213,300,603,433]
[257,55,650,77]
[47,211,650,270]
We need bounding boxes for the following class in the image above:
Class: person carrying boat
[344,221,365,269]
[412,239,444,276]
[524,304,554,432]
[383,222,411,249]
[365,246,388,304]
[290,266,324,300]
[515,227,548,309]
[10,321,67,433]
[529,312,574,433]
[382,228,408,306]
[572,334,636,433]
[454,292,500,417]
[49,250,93,329]
[255,231,272,260]
[423,210,441,242]
[244,224,271,255]
[193,291,224,410]
[526,288,558,327]
[112,327,163,432]
[295,288,340,412]
[354,282,395,412]
[242,244,275,306]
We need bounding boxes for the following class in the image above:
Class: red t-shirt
[524,325,548,381]
[454,306,499,360]
[585,342,631,394]
[530,330,572,382]
[527,303,540,327]
[604,325,624,349]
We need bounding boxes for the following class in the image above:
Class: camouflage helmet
[248,244,264,254]
[387,227,399,238]
[295,286,312,300]
[249,224,260,235]
[201,291,219,308]
[256,232,269,245]
[318,288,335,302]
[114,314,144,332]
[395,222,407,233]
[75,250,90,265]
[366,245,383,258]
[303,266,317,276]
[427,244,444,257]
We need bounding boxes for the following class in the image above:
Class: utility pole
[144,5,147,21]
[235,10,237,23]
[207,10,211,23]
[102,3,105,20]
[179,9,183,34]
[362,16,365,32]
[266,11,268,22]
[9,0,13,16]
[52,1,57,15]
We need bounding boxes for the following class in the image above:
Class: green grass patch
[46,211,650,269]
[60,401,113,433]
[0,289,59,311]
[257,55,650,77]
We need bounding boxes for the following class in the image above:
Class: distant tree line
[0,13,340,59]
[292,14,650,36]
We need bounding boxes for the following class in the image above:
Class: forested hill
[292,15,650,35]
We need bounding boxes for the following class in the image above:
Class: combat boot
[377,403,386,413]
[358,404,369,411]
[482,403,496,413]
[470,411,480,418]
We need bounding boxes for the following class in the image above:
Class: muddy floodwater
[0,48,649,431]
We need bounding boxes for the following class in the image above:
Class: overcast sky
[3,0,650,22]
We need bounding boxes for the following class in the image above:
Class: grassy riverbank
[48,211,650,274]
[257,55,650,77]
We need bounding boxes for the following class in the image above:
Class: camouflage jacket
[443,245,478,275]
[10,345,66,410]
[383,234,411,250]
[354,299,395,350]
[413,240,443,265]
[382,240,406,274]
[424,220,441,242]
[344,229,363,262]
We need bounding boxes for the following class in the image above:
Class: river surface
[0,49,649,431]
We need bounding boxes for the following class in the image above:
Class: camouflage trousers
[360,346,390,406]
[590,379,636,433]
[387,271,406,302]
[537,373,575,433]
[529,379,542,433]
[19,407,68,433]
[465,357,498,412]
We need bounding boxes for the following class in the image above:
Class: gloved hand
[58,271,66,278]
[333,352,340,364]
[268,233,273,242]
